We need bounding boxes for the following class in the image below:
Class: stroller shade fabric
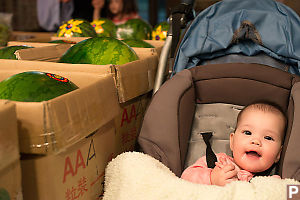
[173,0,300,75]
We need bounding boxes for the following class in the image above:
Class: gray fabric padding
[179,88,196,169]
[184,103,244,169]
[201,53,290,72]
[138,70,195,177]
[282,82,300,180]
[190,63,295,110]
[194,78,291,108]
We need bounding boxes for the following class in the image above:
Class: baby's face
[230,109,284,172]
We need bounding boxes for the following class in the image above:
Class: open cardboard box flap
[10,31,55,42]
[14,44,72,62]
[13,45,158,103]
[7,41,62,48]
[0,62,120,154]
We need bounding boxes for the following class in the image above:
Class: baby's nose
[251,139,261,146]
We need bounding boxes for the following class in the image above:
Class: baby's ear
[229,132,234,151]
[275,146,282,163]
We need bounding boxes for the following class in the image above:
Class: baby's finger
[224,169,238,179]
[222,164,235,172]
[215,162,224,168]
[219,157,227,165]
[225,159,232,165]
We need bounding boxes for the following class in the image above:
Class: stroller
[138,0,300,181]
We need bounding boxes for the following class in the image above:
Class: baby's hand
[211,158,237,186]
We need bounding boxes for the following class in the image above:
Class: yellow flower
[58,19,84,37]
[152,25,167,41]
[91,20,105,34]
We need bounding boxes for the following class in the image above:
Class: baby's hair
[236,101,287,138]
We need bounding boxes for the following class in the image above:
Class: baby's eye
[264,136,274,141]
[243,130,252,135]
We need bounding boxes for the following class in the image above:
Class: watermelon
[152,21,169,41]
[0,22,11,46]
[116,19,152,40]
[0,45,33,60]
[56,19,97,38]
[48,40,77,44]
[0,71,79,102]
[122,39,154,48]
[59,37,139,65]
[0,188,10,200]
[90,18,117,37]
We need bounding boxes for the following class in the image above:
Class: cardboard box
[0,61,120,154]
[1,43,158,154]
[9,31,55,43]
[114,93,151,154]
[14,46,158,103]
[14,45,157,153]
[0,101,23,200]
[0,161,23,200]
[21,120,116,200]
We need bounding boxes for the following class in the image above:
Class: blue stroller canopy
[173,0,300,75]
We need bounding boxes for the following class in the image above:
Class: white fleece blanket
[103,152,300,200]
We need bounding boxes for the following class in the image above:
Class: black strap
[201,132,217,168]
[170,14,182,58]
[169,3,195,59]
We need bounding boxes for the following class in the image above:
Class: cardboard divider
[50,36,90,43]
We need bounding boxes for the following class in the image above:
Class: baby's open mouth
[246,151,261,157]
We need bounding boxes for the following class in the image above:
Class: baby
[181,102,286,186]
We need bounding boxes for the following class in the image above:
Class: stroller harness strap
[201,132,217,168]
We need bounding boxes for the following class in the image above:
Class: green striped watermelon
[0,22,11,46]
[0,188,10,200]
[56,19,97,38]
[122,39,154,48]
[0,71,78,102]
[116,19,152,40]
[0,45,33,60]
[90,18,117,37]
[152,21,169,41]
[59,37,139,65]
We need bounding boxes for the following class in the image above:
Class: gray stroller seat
[138,62,300,181]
